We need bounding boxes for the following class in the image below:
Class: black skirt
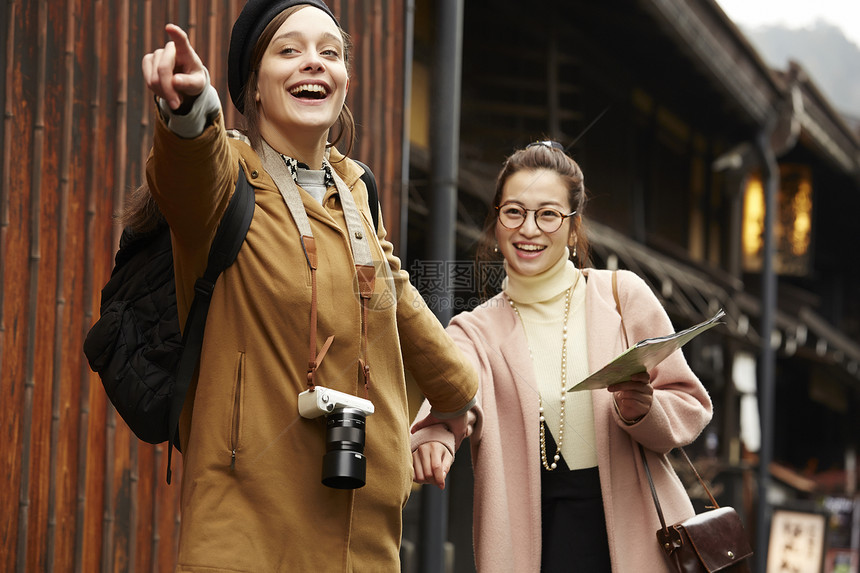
[540,425,611,572]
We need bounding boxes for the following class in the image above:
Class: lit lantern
[742,164,813,275]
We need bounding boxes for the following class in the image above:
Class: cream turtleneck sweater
[503,250,598,470]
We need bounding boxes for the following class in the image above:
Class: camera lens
[321,407,367,489]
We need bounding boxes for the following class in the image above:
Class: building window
[742,164,813,276]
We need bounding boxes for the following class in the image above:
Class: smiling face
[495,168,575,277]
[255,6,349,145]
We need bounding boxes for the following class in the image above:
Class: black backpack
[84,162,380,483]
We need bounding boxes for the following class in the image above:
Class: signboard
[766,509,827,573]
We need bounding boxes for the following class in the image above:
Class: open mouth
[515,243,546,253]
[289,83,328,100]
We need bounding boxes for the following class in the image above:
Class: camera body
[298,387,374,489]
[298,386,375,419]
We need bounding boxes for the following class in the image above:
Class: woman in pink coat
[411,141,713,572]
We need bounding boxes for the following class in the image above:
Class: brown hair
[119,183,163,233]
[477,142,591,270]
[239,5,355,157]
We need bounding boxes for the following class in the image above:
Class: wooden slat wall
[0,1,405,571]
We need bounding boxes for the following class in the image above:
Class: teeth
[290,84,327,96]
[516,244,545,252]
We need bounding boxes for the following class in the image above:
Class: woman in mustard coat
[141,1,477,571]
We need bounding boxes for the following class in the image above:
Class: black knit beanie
[227,0,338,114]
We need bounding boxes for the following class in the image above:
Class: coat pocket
[229,352,246,471]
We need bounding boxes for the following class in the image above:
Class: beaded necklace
[508,270,580,471]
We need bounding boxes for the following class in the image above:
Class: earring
[572,245,577,259]
[493,245,500,253]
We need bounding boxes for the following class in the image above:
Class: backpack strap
[353,159,379,232]
[166,168,255,484]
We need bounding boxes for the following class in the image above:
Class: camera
[298,387,375,489]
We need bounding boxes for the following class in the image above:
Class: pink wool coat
[411,269,713,573]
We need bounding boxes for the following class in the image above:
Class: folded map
[569,309,726,391]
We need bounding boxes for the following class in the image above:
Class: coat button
[354,231,363,240]
[251,170,259,178]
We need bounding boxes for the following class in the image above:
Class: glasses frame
[495,202,577,233]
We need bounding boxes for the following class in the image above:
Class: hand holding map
[569,309,726,392]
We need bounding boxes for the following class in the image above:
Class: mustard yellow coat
[147,113,477,572]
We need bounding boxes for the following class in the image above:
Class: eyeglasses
[526,140,565,151]
[495,202,576,233]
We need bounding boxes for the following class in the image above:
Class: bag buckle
[658,528,683,554]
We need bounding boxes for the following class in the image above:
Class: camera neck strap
[261,141,375,396]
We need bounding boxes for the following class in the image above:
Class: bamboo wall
[0,1,406,571]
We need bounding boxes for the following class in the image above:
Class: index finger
[164,24,193,60]
[629,371,651,384]
[607,379,649,393]
[429,445,451,489]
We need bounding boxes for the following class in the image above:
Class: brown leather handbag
[639,445,753,573]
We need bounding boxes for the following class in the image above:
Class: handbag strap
[638,445,722,550]
[611,270,629,349]
[611,271,721,541]
[677,447,721,510]
[610,272,668,526]
[639,443,670,533]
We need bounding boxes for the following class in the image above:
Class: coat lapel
[496,299,542,456]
